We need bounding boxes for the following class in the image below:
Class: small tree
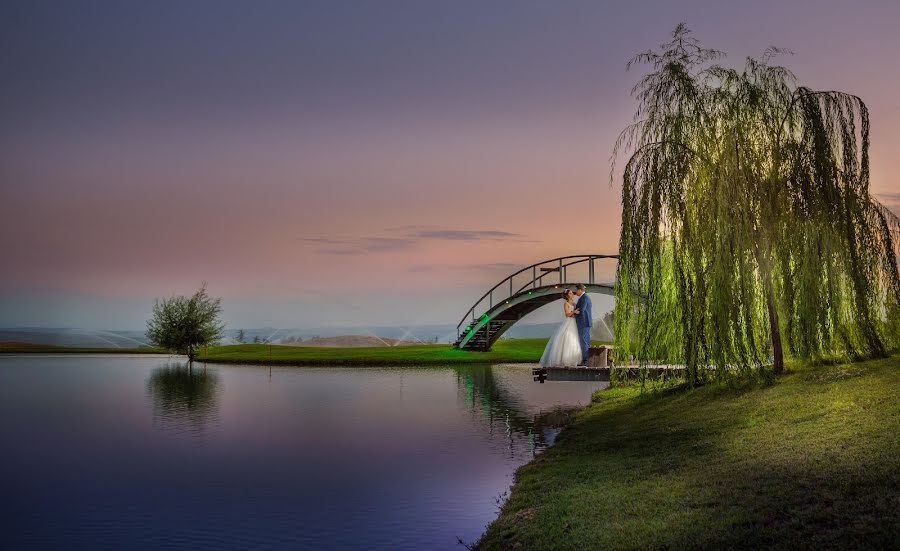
[146,283,225,361]
[235,329,246,344]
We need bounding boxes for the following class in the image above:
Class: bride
[539,288,583,367]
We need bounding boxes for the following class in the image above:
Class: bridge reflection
[142,361,597,452]
[455,365,583,455]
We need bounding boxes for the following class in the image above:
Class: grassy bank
[1,338,614,366]
[196,338,554,366]
[477,356,900,549]
[0,342,163,354]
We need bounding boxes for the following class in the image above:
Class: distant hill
[0,328,150,348]
[503,321,614,341]
[0,341,62,351]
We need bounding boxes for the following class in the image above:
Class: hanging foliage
[613,24,900,384]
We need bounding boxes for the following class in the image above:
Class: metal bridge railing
[456,254,618,340]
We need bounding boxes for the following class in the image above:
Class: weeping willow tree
[613,25,900,384]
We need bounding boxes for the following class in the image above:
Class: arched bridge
[455,255,618,351]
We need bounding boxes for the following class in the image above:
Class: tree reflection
[147,362,220,434]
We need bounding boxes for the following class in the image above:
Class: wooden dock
[533,366,609,382]
[532,365,685,383]
[532,345,618,382]
[530,346,686,383]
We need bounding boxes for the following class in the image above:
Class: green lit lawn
[2,338,614,366]
[477,356,900,549]
[196,338,558,366]
[0,342,162,354]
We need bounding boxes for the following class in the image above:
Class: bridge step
[454,320,508,351]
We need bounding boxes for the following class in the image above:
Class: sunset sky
[2,0,899,330]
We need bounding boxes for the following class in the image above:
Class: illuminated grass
[477,356,900,549]
[0,342,162,354]
[196,338,563,366]
[2,338,612,366]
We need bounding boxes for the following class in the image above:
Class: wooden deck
[532,365,685,383]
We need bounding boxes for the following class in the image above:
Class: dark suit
[574,292,592,364]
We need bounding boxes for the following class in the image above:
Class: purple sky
[2,0,899,330]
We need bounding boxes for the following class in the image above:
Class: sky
[2,0,900,331]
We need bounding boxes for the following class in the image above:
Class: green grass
[0,342,163,354]
[196,338,556,366]
[2,338,613,366]
[477,356,900,550]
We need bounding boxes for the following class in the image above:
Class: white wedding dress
[539,301,583,367]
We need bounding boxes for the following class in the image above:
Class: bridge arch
[454,255,618,351]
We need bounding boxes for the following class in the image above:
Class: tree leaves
[613,26,900,384]
[146,283,225,360]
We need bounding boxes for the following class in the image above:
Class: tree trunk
[757,248,785,375]
[763,275,785,374]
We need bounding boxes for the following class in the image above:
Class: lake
[0,355,606,550]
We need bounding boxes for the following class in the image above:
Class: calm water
[0,355,605,550]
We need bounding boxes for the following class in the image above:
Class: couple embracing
[539,283,592,368]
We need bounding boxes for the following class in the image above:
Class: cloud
[875,192,900,217]
[317,248,363,256]
[876,192,900,206]
[407,261,524,274]
[876,192,900,203]
[414,229,522,241]
[303,236,416,255]
[466,262,523,271]
[304,226,536,255]
[301,237,352,245]
[392,225,536,243]
[361,237,417,252]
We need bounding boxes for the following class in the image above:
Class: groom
[573,283,593,366]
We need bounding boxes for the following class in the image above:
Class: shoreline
[0,343,163,355]
[197,357,505,367]
[474,355,900,549]
[3,338,606,367]
[194,339,552,366]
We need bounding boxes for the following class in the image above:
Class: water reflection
[146,362,220,434]
[2,356,603,550]
[455,365,576,455]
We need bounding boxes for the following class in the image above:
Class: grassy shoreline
[195,339,553,366]
[476,355,900,549]
[0,342,164,354]
[1,338,571,366]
